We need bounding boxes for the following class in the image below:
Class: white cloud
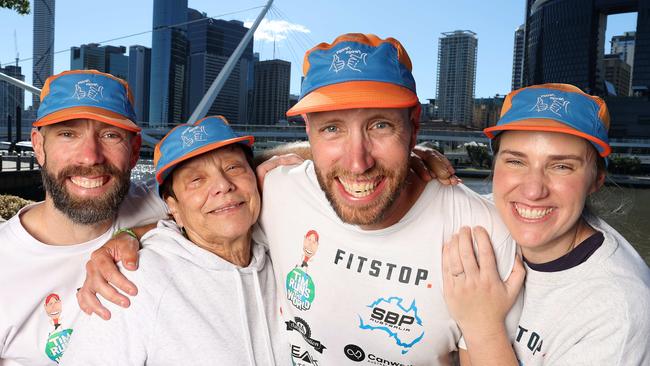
[244,19,310,42]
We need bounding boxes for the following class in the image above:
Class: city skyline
[0,0,638,108]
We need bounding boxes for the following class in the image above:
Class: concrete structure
[604,54,632,96]
[252,59,290,125]
[186,10,254,124]
[32,0,55,110]
[436,30,478,126]
[70,44,129,81]
[128,45,151,122]
[523,0,650,96]
[0,66,25,134]
[511,24,525,91]
[149,0,189,127]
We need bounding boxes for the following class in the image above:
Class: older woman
[61,116,287,365]
[443,84,650,365]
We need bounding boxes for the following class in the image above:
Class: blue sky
[0,0,638,107]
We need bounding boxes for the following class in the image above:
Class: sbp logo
[371,307,415,327]
[344,344,365,362]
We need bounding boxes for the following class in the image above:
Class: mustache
[325,165,393,181]
[55,163,122,180]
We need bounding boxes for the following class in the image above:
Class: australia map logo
[358,296,425,354]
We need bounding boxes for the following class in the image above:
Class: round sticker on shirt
[45,328,73,363]
[286,267,315,311]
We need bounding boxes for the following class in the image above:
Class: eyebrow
[500,149,585,161]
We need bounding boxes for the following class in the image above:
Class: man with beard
[80,34,522,365]
[0,70,167,365]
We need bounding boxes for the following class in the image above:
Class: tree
[0,0,30,15]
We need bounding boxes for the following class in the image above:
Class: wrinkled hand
[77,232,140,320]
[442,226,525,336]
[410,145,461,185]
[256,153,304,189]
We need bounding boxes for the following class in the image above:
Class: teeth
[70,176,105,189]
[515,204,554,219]
[211,203,241,213]
[339,179,379,198]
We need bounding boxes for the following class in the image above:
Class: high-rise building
[473,96,504,129]
[186,10,254,124]
[149,0,189,127]
[511,25,525,91]
[70,44,129,81]
[604,54,631,96]
[32,0,55,110]
[0,65,25,130]
[522,0,649,96]
[252,59,290,125]
[611,31,636,67]
[436,30,478,126]
[128,45,151,123]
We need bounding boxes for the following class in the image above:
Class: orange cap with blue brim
[484,83,611,157]
[286,33,420,117]
[153,116,254,194]
[34,70,140,133]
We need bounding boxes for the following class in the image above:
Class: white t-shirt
[0,181,167,366]
[255,161,521,366]
[513,214,650,365]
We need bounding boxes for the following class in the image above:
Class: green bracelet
[112,228,138,240]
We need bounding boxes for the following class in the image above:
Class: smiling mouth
[48,311,60,316]
[70,176,107,189]
[338,177,383,198]
[514,203,555,220]
[209,202,244,214]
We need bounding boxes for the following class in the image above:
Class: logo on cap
[529,93,570,117]
[72,79,105,102]
[181,125,209,148]
[330,47,368,73]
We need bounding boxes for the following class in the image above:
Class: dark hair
[159,143,254,201]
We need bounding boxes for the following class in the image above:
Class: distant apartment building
[32,0,55,110]
[70,44,129,81]
[186,9,254,124]
[0,65,25,130]
[149,0,189,127]
[611,31,636,67]
[252,59,290,125]
[473,96,504,129]
[436,30,478,126]
[128,45,151,122]
[604,54,631,96]
[511,25,525,91]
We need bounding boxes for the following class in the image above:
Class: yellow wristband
[112,228,138,240]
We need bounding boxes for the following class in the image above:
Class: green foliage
[608,156,642,175]
[465,143,492,168]
[0,0,30,15]
[0,194,33,220]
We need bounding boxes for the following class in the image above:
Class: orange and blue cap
[153,116,254,192]
[34,70,140,132]
[286,33,419,116]
[484,83,611,157]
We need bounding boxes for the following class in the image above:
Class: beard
[41,160,131,225]
[315,162,409,226]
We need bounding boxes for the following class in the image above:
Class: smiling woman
[443,83,650,366]
[60,116,288,366]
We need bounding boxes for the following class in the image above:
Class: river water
[132,161,649,265]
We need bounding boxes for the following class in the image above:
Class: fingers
[410,153,434,181]
[412,146,462,186]
[115,235,140,271]
[505,254,526,298]
[445,233,465,278]
[457,227,479,278]
[472,226,499,280]
[256,154,304,189]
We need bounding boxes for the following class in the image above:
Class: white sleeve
[59,270,156,366]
